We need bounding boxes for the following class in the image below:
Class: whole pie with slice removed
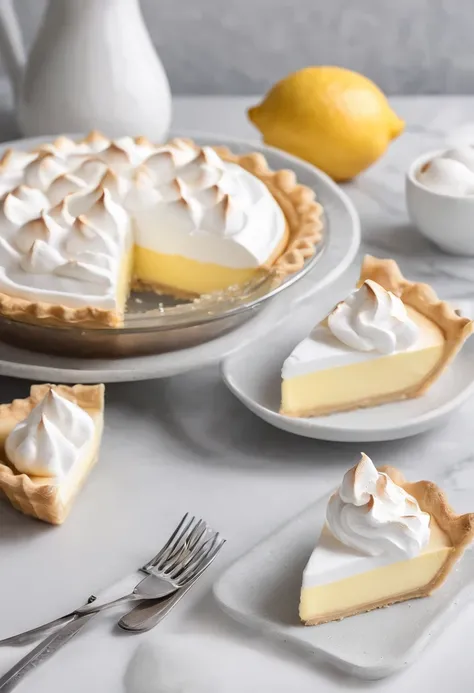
[0,383,104,524]
[281,255,474,417]
[0,132,323,328]
[300,453,474,626]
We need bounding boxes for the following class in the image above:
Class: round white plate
[0,132,360,383]
[221,301,474,442]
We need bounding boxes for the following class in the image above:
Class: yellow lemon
[248,66,404,182]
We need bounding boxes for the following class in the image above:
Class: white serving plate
[221,297,474,442]
[214,492,474,680]
[0,132,360,382]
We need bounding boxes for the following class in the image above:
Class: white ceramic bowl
[406,149,474,255]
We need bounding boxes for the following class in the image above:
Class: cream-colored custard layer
[281,344,444,417]
[133,246,261,296]
[300,520,452,625]
[281,308,445,417]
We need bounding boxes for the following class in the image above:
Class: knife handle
[0,614,95,692]
[118,578,196,632]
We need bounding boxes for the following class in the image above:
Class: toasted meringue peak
[52,135,77,152]
[20,239,65,274]
[135,135,154,148]
[98,169,130,201]
[180,162,222,189]
[66,185,104,218]
[98,143,131,173]
[0,148,37,172]
[202,195,245,236]
[65,216,117,256]
[73,158,108,187]
[48,199,75,228]
[163,197,200,232]
[82,130,111,152]
[24,152,68,191]
[192,183,225,207]
[55,259,112,286]
[2,186,49,227]
[47,173,88,206]
[125,168,160,211]
[157,177,186,202]
[142,149,175,184]
[15,213,64,253]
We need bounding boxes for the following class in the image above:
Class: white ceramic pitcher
[0,0,172,140]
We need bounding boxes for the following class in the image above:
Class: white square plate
[214,493,474,680]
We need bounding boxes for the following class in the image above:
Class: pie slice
[300,454,474,626]
[0,133,323,329]
[281,255,474,417]
[0,383,104,524]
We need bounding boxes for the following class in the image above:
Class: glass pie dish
[0,243,326,358]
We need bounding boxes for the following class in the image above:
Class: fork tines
[143,514,225,583]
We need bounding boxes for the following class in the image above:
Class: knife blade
[118,574,198,632]
[0,612,97,692]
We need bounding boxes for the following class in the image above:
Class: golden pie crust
[0,383,104,524]
[0,136,324,329]
[303,466,474,626]
[358,255,474,400]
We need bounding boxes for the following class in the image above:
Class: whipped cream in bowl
[407,147,474,255]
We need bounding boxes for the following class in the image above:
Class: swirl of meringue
[327,279,418,354]
[5,389,95,478]
[326,453,430,558]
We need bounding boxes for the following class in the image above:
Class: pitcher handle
[0,0,26,98]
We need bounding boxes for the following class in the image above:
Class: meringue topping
[326,453,431,558]
[0,132,287,313]
[328,280,419,354]
[5,389,95,478]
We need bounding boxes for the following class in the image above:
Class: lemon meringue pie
[0,133,323,328]
[0,384,104,524]
[280,256,473,417]
[300,454,474,626]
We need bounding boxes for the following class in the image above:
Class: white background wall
[9,0,474,95]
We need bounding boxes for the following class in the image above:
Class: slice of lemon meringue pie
[0,133,323,328]
[0,384,104,524]
[300,453,474,626]
[281,256,473,417]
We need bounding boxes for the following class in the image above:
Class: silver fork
[0,513,223,646]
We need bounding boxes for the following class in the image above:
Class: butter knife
[0,613,96,692]
[120,536,225,631]
[118,574,198,631]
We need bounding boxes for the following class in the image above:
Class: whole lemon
[248,66,404,182]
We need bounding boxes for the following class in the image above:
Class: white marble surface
[1,94,474,692]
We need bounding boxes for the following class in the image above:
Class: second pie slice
[281,255,474,417]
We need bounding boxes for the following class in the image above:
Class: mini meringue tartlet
[406,147,474,255]
[0,132,323,328]
[280,255,473,418]
[300,453,474,626]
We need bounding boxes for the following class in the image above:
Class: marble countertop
[1,93,474,692]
